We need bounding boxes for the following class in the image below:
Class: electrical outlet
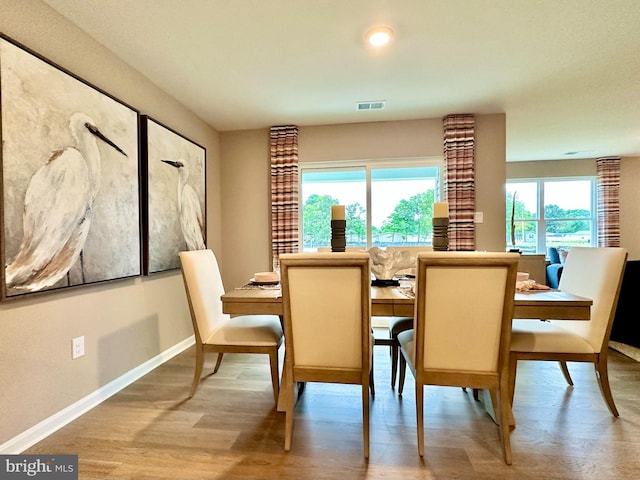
[72,336,85,359]
[474,211,484,223]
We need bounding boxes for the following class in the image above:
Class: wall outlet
[474,211,484,223]
[72,336,85,359]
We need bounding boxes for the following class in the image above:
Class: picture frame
[141,116,206,274]
[0,35,142,300]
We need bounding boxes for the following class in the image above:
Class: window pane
[506,182,537,219]
[371,167,438,247]
[544,180,593,248]
[301,169,366,251]
[301,164,440,251]
[544,181,591,219]
[546,221,593,247]
[506,220,538,253]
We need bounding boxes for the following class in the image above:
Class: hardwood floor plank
[24,334,640,479]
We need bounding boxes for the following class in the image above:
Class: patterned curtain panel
[443,114,476,251]
[596,156,621,247]
[270,125,299,263]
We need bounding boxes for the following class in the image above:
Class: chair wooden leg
[213,353,224,374]
[398,353,407,396]
[559,360,574,386]
[362,382,370,459]
[595,356,619,417]
[189,346,205,398]
[508,354,518,406]
[284,369,295,452]
[369,369,375,397]
[496,384,513,465]
[369,352,375,397]
[269,348,280,404]
[416,383,425,457]
[391,342,399,389]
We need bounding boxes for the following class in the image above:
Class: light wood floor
[26,332,640,479]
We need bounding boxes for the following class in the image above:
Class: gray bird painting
[161,159,206,251]
[5,113,127,292]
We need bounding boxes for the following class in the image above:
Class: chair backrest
[556,247,628,352]
[179,249,229,345]
[413,252,518,382]
[280,253,371,380]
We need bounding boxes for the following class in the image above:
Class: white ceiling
[43,0,640,161]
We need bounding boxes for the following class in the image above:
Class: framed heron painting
[142,116,206,275]
[0,35,141,300]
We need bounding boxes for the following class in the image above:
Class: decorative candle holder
[331,220,346,252]
[432,217,449,251]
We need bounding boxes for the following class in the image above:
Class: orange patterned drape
[443,114,476,251]
[270,126,299,264]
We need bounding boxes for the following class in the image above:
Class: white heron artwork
[4,112,128,292]
[161,159,206,251]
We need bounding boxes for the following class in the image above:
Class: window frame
[506,176,597,254]
[299,157,444,250]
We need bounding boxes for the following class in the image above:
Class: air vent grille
[356,101,386,111]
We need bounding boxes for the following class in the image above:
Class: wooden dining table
[221,281,592,320]
[221,280,592,416]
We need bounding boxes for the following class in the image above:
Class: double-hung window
[300,159,443,251]
[506,178,596,254]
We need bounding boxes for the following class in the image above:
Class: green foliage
[346,203,366,243]
[302,190,436,248]
[381,191,434,242]
[302,194,335,247]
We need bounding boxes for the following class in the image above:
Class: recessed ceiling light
[365,26,393,47]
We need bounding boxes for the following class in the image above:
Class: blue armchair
[546,247,564,288]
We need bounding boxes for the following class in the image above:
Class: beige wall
[507,158,596,178]
[220,114,508,289]
[0,1,220,444]
[620,157,640,259]
[219,129,272,288]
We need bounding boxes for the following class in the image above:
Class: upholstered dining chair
[397,252,519,464]
[382,246,434,389]
[509,247,628,417]
[179,249,283,402]
[279,252,373,458]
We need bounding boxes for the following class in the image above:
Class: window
[300,160,443,251]
[506,178,596,254]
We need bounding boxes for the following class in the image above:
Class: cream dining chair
[397,251,519,464]
[179,249,283,402]
[509,247,628,417]
[279,252,373,458]
[383,246,433,389]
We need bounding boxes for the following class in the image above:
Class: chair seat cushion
[511,319,594,354]
[205,315,283,346]
[389,317,413,336]
[397,329,415,366]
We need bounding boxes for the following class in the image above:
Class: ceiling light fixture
[366,26,393,47]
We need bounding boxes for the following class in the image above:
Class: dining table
[221,279,593,416]
[221,280,592,320]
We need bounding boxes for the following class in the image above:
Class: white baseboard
[0,335,195,455]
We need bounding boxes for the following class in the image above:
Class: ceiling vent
[356,101,386,111]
